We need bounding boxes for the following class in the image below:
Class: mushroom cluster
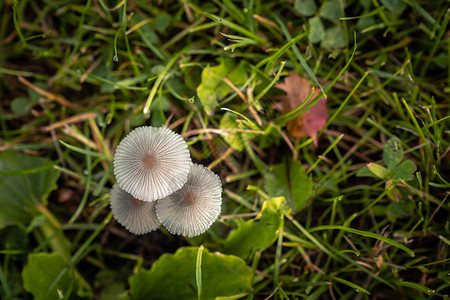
[110,126,222,238]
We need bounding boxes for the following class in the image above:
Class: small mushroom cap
[114,126,191,202]
[156,164,222,238]
[110,184,161,235]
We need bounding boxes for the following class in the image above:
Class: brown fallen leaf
[275,72,328,146]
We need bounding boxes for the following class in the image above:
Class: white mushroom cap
[113,126,191,202]
[110,184,161,235]
[156,164,222,238]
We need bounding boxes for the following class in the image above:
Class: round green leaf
[387,201,411,222]
[0,151,60,229]
[367,163,390,179]
[197,58,247,116]
[129,247,252,300]
[391,160,417,181]
[154,13,171,34]
[264,161,312,211]
[357,16,376,30]
[383,136,403,169]
[380,0,407,14]
[321,26,346,49]
[11,97,33,116]
[309,16,325,44]
[319,0,344,22]
[22,252,77,300]
[220,112,245,151]
[183,65,202,90]
[224,197,287,258]
[294,0,317,16]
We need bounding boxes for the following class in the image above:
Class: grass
[0,0,449,299]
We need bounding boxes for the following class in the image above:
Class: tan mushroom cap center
[132,197,145,207]
[142,153,157,169]
[184,191,197,205]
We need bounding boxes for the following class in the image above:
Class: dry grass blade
[18,76,83,109]
[41,112,97,132]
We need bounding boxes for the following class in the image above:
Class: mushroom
[156,164,222,238]
[113,126,191,202]
[110,184,161,235]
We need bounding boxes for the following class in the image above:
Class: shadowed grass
[0,0,448,299]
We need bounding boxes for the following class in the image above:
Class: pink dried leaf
[275,72,328,146]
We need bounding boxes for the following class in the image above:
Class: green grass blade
[262,31,308,73]
[395,279,435,295]
[59,140,112,160]
[275,88,315,125]
[143,45,192,115]
[196,245,204,300]
[0,263,11,298]
[69,151,92,224]
[286,214,342,262]
[324,32,357,95]
[0,162,56,175]
[214,0,245,23]
[307,134,344,174]
[401,98,434,160]
[419,8,449,76]
[405,0,436,24]
[309,225,415,257]
[12,0,26,45]
[331,276,370,295]
[322,72,369,131]
[274,227,283,286]
[273,13,326,98]
[202,12,268,45]
[253,61,286,103]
